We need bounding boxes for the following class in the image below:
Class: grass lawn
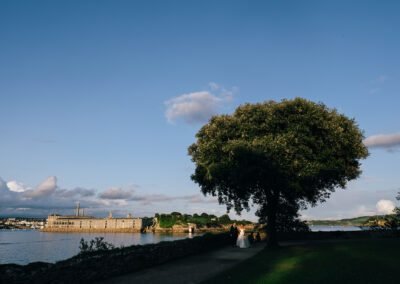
[203,238,400,284]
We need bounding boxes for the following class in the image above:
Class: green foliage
[362,215,399,231]
[218,214,231,224]
[189,98,368,245]
[156,212,249,228]
[158,214,177,228]
[257,198,310,232]
[79,237,115,253]
[395,191,400,218]
[183,214,192,219]
[190,214,211,226]
[308,215,376,226]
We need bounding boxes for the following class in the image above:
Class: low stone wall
[0,233,231,284]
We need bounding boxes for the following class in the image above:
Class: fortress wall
[41,227,142,233]
[45,216,144,232]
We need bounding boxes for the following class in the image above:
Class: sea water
[1,225,364,265]
[0,230,192,265]
[309,225,362,231]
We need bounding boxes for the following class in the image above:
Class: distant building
[43,203,152,232]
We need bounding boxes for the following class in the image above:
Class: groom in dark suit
[229,223,239,247]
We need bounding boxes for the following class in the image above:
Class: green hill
[307,215,394,226]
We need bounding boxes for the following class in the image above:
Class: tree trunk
[266,193,279,248]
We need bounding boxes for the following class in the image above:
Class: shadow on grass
[203,239,400,284]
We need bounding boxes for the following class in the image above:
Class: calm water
[1,226,363,265]
[0,230,194,265]
[310,225,362,231]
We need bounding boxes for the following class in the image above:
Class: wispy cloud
[369,75,388,94]
[57,187,96,198]
[363,133,400,150]
[371,75,388,84]
[180,194,219,204]
[99,187,135,200]
[369,88,380,95]
[23,176,58,198]
[165,83,236,124]
[129,193,218,206]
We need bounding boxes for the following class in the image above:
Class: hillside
[307,215,394,226]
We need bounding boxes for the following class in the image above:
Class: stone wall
[45,215,143,231]
[0,233,231,284]
[41,227,142,233]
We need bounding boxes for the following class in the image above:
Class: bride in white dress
[236,226,250,248]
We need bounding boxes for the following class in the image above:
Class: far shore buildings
[43,203,152,232]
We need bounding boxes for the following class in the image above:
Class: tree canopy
[189,98,368,246]
[155,212,249,228]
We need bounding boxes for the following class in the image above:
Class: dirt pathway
[100,243,265,284]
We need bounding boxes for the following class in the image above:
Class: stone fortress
[43,203,153,232]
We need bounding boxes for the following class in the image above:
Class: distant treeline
[307,215,395,226]
[155,212,252,228]
[0,217,46,221]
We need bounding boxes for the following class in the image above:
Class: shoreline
[40,225,236,234]
[0,233,233,283]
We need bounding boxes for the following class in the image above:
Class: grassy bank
[204,238,399,284]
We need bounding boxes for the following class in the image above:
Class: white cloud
[165,83,236,124]
[376,199,395,214]
[165,91,221,124]
[24,176,57,198]
[363,133,400,150]
[7,180,31,192]
[208,82,220,91]
[369,75,388,95]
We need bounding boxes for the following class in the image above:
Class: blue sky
[1,0,400,220]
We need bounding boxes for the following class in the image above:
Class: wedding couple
[230,223,250,248]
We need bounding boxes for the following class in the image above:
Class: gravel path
[100,243,266,284]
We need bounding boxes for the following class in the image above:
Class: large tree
[188,98,368,246]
